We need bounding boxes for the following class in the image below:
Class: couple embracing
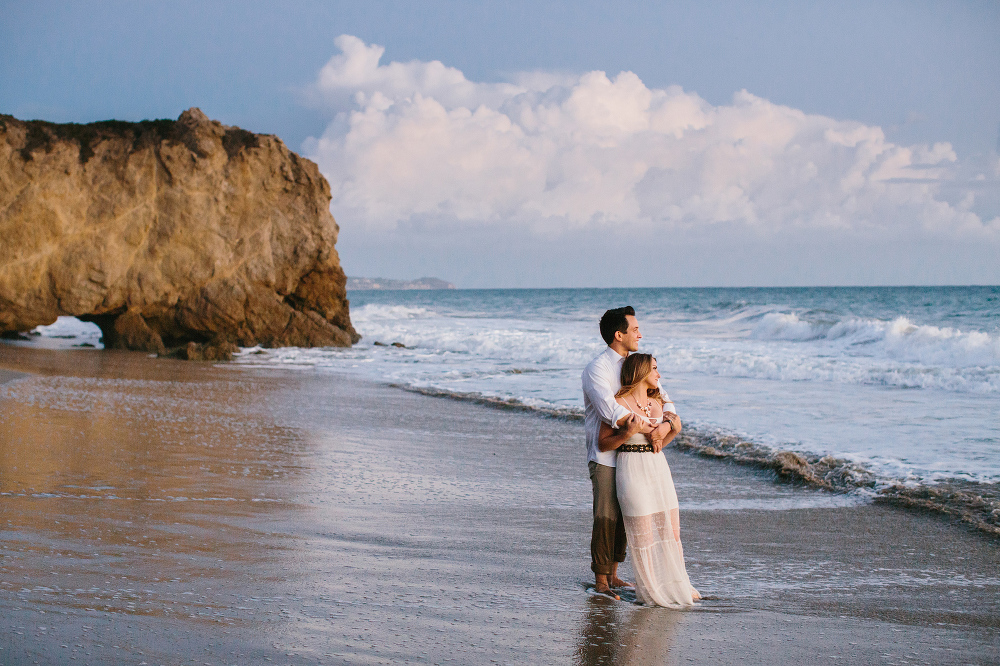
[582,306,699,607]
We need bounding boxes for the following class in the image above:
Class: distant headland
[347,277,455,290]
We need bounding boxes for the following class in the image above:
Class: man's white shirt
[582,347,629,467]
[582,346,673,468]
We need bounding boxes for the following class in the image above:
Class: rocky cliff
[0,108,358,357]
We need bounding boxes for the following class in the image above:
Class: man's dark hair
[599,306,635,346]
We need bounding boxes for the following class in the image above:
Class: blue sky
[3,1,999,286]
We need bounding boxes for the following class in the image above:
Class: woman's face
[645,359,660,386]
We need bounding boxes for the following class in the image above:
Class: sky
[3,0,999,287]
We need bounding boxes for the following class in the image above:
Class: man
[581,306,663,599]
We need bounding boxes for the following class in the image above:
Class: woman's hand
[622,413,644,437]
[647,412,682,452]
[649,423,671,453]
[635,416,655,434]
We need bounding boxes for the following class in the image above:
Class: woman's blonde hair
[615,353,663,403]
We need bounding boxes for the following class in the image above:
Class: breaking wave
[752,313,1000,367]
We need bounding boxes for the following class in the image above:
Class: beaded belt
[619,443,655,453]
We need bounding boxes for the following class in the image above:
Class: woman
[598,353,699,607]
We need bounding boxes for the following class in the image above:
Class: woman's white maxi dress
[615,406,698,607]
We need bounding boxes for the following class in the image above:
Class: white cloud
[302,36,999,285]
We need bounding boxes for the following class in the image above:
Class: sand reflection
[577,597,682,665]
[0,352,308,624]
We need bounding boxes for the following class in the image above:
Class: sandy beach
[1,345,998,665]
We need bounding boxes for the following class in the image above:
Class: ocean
[21,286,1000,494]
[233,286,1000,491]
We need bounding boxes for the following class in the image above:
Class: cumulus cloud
[303,35,999,246]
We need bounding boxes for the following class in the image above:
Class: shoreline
[6,344,1000,538]
[1,346,998,663]
[392,381,1000,538]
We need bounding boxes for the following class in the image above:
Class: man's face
[617,315,641,352]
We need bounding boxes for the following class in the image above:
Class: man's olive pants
[588,460,626,575]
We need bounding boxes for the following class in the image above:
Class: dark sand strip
[0,368,28,385]
[1,345,998,665]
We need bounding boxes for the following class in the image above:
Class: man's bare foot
[593,583,620,600]
[610,575,633,589]
[594,574,620,599]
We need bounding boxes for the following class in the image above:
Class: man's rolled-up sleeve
[583,361,630,428]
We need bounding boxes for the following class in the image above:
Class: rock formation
[0,108,359,356]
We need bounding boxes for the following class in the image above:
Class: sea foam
[753,312,1000,368]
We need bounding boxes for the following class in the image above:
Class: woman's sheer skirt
[617,440,698,607]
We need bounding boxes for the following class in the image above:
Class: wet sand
[1,346,998,665]
[0,368,27,385]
